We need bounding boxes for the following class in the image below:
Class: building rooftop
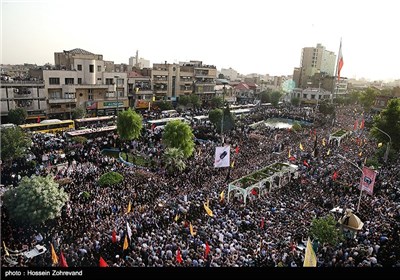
[64,48,95,55]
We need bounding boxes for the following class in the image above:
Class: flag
[59,251,68,267]
[126,222,132,240]
[359,151,363,157]
[354,120,358,131]
[112,229,117,243]
[235,146,240,154]
[123,235,129,250]
[327,149,331,156]
[303,160,309,167]
[251,189,258,195]
[359,166,377,196]
[336,39,344,82]
[3,241,9,257]
[299,143,304,151]
[203,202,213,217]
[360,119,365,129]
[37,116,41,123]
[50,243,58,265]
[220,190,225,203]
[126,201,131,214]
[288,149,291,159]
[176,248,183,264]
[174,214,180,222]
[322,138,326,147]
[204,242,210,259]
[214,146,230,168]
[230,160,235,168]
[99,256,108,267]
[332,171,338,181]
[260,217,265,229]
[189,223,196,236]
[303,238,317,267]
[377,142,383,148]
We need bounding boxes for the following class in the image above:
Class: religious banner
[359,166,377,196]
[214,145,230,168]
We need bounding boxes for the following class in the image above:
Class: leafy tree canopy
[3,175,69,225]
[117,108,143,141]
[310,215,343,246]
[210,96,224,108]
[72,106,86,119]
[291,97,300,106]
[0,126,31,163]
[8,108,27,125]
[163,147,186,174]
[271,91,282,107]
[98,171,124,186]
[359,87,378,111]
[162,120,195,158]
[372,98,400,150]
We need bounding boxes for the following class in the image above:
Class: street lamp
[337,154,364,212]
[220,82,227,145]
[374,127,391,163]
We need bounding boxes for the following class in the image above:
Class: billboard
[359,166,377,196]
[214,145,230,168]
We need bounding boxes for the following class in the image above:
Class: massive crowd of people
[1,104,399,267]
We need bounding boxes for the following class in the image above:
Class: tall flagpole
[334,38,343,103]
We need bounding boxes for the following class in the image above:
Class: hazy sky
[1,0,399,81]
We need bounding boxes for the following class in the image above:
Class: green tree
[348,91,360,105]
[210,96,223,108]
[310,215,343,246]
[260,91,271,103]
[162,120,194,158]
[359,87,377,111]
[0,126,31,163]
[189,94,201,109]
[154,100,173,111]
[117,108,143,141]
[318,101,335,115]
[71,106,86,119]
[371,98,400,150]
[178,95,191,107]
[209,109,223,130]
[222,106,235,132]
[270,91,282,107]
[163,147,186,174]
[291,97,300,106]
[8,108,28,125]
[2,175,69,225]
[98,171,124,186]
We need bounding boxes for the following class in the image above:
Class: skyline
[1,0,399,81]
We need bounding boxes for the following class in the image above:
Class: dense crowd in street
[1,104,399,267]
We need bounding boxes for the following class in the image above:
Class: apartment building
[29,48,128,118]
[0,80,47,123]
[152,60,217,102]
[127,69,153,109]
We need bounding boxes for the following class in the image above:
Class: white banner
[214,145,230,168]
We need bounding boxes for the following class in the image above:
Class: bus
[65,125,117,138]
[230,108,252,116]
[19,119,75,133]
[161,110,179,117]
[74,116,114,129]
[147,117,187,129]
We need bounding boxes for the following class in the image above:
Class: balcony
[48,98,77,104]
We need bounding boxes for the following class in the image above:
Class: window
[49,78,60,85]
[311,94,315,99]
[88,94,93,101]
[97,78,102,81]
[303,94,307,99]
[89,65,94,73]
[78,78,82,84]
[106,78,113,85]
[50,105,62,109]
[77,64,82,71]
[50,92,61,99]
[118,91,124,97]
[65,78,74,84]
[97,65,101,72]
[64,93,75,99]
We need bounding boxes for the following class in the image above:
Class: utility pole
[221,82,227,145]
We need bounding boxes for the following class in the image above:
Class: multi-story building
[1,80,47,123]
[291,87,332,104]
[297,43,336,89]
[127,69,153,109]
[220,67,238,81]
[152,60,216,102]
[28,48,128,118]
